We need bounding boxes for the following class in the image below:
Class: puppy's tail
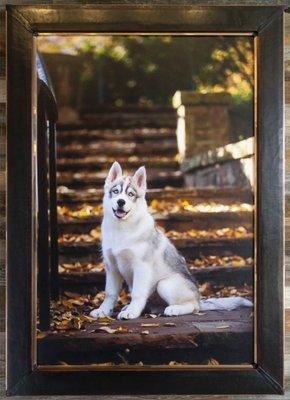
[200,296,253,311]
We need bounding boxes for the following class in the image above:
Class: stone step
[57,156,179,172]
[57,140,177,158]
[57,187,253,206]
[59,264,253,294]
[57,127,176,144]
[76,108,176,128]
[153,211,253,232]
[57,170,183,190]
[37,308,253,366]
[57,211,253,234]
[58,237,253,265]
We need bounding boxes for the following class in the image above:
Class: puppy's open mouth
[113,208,129,219]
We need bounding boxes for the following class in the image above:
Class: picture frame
[6,4,285,395]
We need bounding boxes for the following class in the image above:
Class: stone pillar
[172,91,231,162]
[42,53,81,124]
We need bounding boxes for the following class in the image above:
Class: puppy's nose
[117,199,125,207]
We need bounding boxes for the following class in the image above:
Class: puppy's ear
[133,166,147,192]
[106,161,122,185]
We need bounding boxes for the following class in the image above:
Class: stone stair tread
[59,264,253,284]
[76,109,177,129]
[57,140,177,157]
[58,238,253,266]
[58,210,253,227]
[58,169,182,182]
[58,223,253,239]
[152,210,253,221]
[57,156,179,171]
[56,109,176,131]
[57,175,183,190]
[57,127,176,143]
[58,236,253,254]
[57,187,253,205]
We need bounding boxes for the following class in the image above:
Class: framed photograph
[6,4,285,396]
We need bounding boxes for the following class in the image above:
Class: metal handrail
[37,78,59,330]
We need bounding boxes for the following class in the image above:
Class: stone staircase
[38,113,254,366]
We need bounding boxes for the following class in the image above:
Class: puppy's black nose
[117,199,125,207]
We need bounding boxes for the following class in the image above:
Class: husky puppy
[90,161,200,320]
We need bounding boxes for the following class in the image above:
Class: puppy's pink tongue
[116,209,126,218]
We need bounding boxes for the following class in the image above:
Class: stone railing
[181,137,254,188]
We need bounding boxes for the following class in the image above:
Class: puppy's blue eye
[113,189,119,194]
[128,192,134,197]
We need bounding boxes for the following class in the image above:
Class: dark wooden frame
[6,4,285,396]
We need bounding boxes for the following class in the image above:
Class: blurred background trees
[38,35,254,140]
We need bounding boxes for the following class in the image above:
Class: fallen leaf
[37,332,48,339]
[97,326,117,334]
[164,322,176,327]
[57,320,71,330]
[97,315,115,322]
[81,315,98,323]
[141,323,160,328]
[115,326,130,334]
[67,299,85,306]
[89,362,114,366]
[60,300,74,309]
[207,358,220,365]
[72,318,83,330]
[216,325,230,329]
[168,360,186,366]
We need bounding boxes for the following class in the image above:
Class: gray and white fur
[90,161,252,320]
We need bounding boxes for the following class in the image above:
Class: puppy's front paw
[90,306,112,318]
[117,305,141,320]
[164,305,182,316]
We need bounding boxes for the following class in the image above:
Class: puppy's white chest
[107,246,135,287]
